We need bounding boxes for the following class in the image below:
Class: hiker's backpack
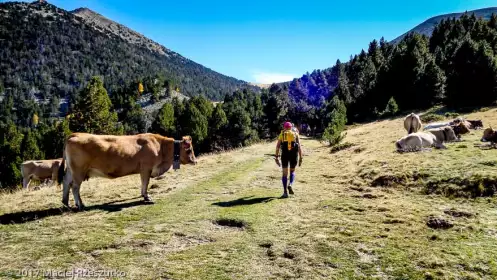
[280,130,298,152]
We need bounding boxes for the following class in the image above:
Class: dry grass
[1,108,497,279]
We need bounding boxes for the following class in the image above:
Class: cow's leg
[140,170,153,203]
[71,181,84,211]
[23,177,31,190]
[62,170,72,208]
[51,170,59,190]
[434,141,447,149]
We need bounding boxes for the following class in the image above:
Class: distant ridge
[391,7,497,44]
[71,7,174,58]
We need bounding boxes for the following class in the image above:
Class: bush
[420,113,445,123]
[381,97,399,117]
[444,112,459,119]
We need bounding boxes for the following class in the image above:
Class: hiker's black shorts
[281,151,298,169]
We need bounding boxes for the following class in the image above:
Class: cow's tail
[408,116,414,134]
[57,150,66,186]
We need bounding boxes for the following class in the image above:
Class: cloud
[251,71,296,84]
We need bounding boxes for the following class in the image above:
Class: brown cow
[21,158,63,190]
[451,117,483,130]
[481,127,497,143]
[466,120,484,129]
[57,133,197,210]
[450,122,471,136]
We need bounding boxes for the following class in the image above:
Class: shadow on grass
[212,196,276,207]
[0,197,148,225]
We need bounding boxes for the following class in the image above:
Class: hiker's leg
[288,153,298,194]
[280,153,290,198]
[282,168,289,197]
[288,168,296,195]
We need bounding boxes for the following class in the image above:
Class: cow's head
[180,136,197,165]
[452,117,463,124]
[451,122,470,136]
[470,120,484,128]
[481,127,497,142]
[443,126,458,141]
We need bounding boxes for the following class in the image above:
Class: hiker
[291,123,299,134]
[275,121,303,198]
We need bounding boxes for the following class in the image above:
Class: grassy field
[1,108,497,279]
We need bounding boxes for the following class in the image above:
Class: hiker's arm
[275,140,281,157]
[297,135,303,158]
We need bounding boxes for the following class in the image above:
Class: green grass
[1,109,497,279]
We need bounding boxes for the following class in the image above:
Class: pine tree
[121,96,146,134]
[164,80,173,98]
[322,96,347,147]
[0,93,14,124]
[151,102,175,136]
[418,58,446,105]
[69,76,121,135]
[368,39,385,68]
[446,39,497,107]
[225,102,252,146]
[0,122,24,188]
[171,97,186,137]
[382,97,399,117]
[21,129,42,161]
[41,119,72,159]
[263,84,289,137]
[190,95,214,119]
[489,13,497,30]
[334,64,351,104]
[207,104,228,149]
[180,102,208,143]
[209,104,228,133]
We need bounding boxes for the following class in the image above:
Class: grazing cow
[57,133,197,210]
[396,126,458,152]
[21,158,63,190]
[481,127,497,143]
[404,113,422,134]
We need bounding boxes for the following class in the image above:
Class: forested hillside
[391,7,497,44]
[0,0,256,110]
[286,12,497,127]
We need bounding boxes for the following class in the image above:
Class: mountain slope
[0,1,257,107]
[391,7,497,44]
[71,7,173,58]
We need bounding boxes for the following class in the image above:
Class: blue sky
[9,0,497,83]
